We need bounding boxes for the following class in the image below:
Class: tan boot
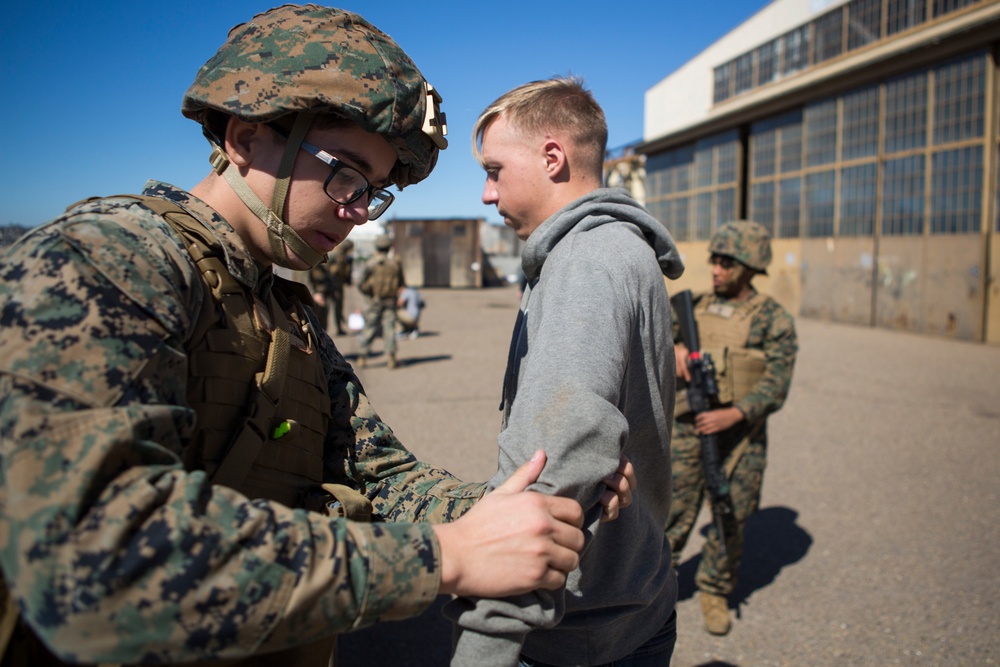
[387,353,398,369]
[357,355,367,369]
[700,592,731,636]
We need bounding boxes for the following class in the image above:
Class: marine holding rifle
[666,220,798,636]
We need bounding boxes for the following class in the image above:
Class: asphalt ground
[334,284,1000,667]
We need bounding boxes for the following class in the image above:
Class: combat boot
[700,592,731,635]
[387,353,398,369]
[357,354,367,369]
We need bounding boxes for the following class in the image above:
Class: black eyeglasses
[269,124,395,220]
[709,254,736,269]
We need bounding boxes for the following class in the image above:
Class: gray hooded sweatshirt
[446,188,685,666]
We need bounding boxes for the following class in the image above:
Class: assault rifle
[671,289,737,561]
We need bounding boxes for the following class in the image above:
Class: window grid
[673,197,690,242]
[659,56,990,241]
[750,182,777,235]
[711,0,987,104]
[780,118,804,173]
[814,9,844,63]
[717,188,738,224]
[931,145,983,233]
[884,70,928,153]
[934,52,986,145]
[755,41,777,87]
[887,0,928,36]
[695,192,714,240]
[714,64,732,104]
[882,155,926,235]
[847,0,883,51]
[779,177,802,238]
[840,163,878,236]
[841,86,880,160]
[782,26,811,76]
[806,170,837,236]
[806,99,839,166]
[735,52,754,96]
[751,122,778,178]
[717,142,739,185]
[934,0,979,16]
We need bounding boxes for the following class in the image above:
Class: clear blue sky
[0,0,768,228]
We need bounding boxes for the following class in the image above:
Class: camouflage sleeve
[317,334,487,525]
[0,207,440,664]
[734,298,798,422]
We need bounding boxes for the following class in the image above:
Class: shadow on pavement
[676,506,812,607]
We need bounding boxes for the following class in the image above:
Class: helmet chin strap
[209,111,324,269]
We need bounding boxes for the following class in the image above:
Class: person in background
[446,76,684,667]
[329,239,355,334]
[310,239,355,336]
[666,220,798,636]
[397,285,425,339]
[357,233,405,368]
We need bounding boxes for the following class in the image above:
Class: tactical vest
[147,196,331,505]
[0,196,359,667]
[676,293,768,416]
[360,255,402,300]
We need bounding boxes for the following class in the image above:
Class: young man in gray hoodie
[445,77,685,666]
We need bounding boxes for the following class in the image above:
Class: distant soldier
[666,220,798,636]
[309,238,354,335]
[329,239,355,334]
[358,234,405,368]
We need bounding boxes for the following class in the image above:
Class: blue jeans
[517,610,677,667]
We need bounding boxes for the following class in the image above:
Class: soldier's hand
[599,455,636,522]
[433,450,584,598]
[695,406,745,435]
[675,344,691,381]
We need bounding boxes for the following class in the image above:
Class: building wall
[644,0,849,141]
[641,0,1000,343]
[389,218,484,288]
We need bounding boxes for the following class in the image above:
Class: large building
[638,0,1000,342]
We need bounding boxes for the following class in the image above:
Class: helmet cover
[182,4,447,187]
[709,220,772,274]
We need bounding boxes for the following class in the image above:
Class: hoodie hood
[521,188,684,282]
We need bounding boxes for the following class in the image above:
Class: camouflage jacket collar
[142,180,266,292]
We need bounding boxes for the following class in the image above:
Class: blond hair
[473,76,608,176]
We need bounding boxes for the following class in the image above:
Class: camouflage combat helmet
[374,234,392,251]
[709,221,772,274]
[181,5,448,269]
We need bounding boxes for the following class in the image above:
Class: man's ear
[542,138,568,180]
[224,118,270,168]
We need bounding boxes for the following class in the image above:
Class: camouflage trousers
[665,417,767,596]
[359,297,398,357]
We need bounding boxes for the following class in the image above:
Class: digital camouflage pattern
[182,4,448,188]
[0,181,484,664]
[666,288,797,596]
[709,221,773,274]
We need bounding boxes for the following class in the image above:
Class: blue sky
[0,0,768,228]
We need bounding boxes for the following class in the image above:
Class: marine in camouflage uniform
[0,6,588,666]
[357,235,404,369]
[665,220,798,636]
[308,239,354,336]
